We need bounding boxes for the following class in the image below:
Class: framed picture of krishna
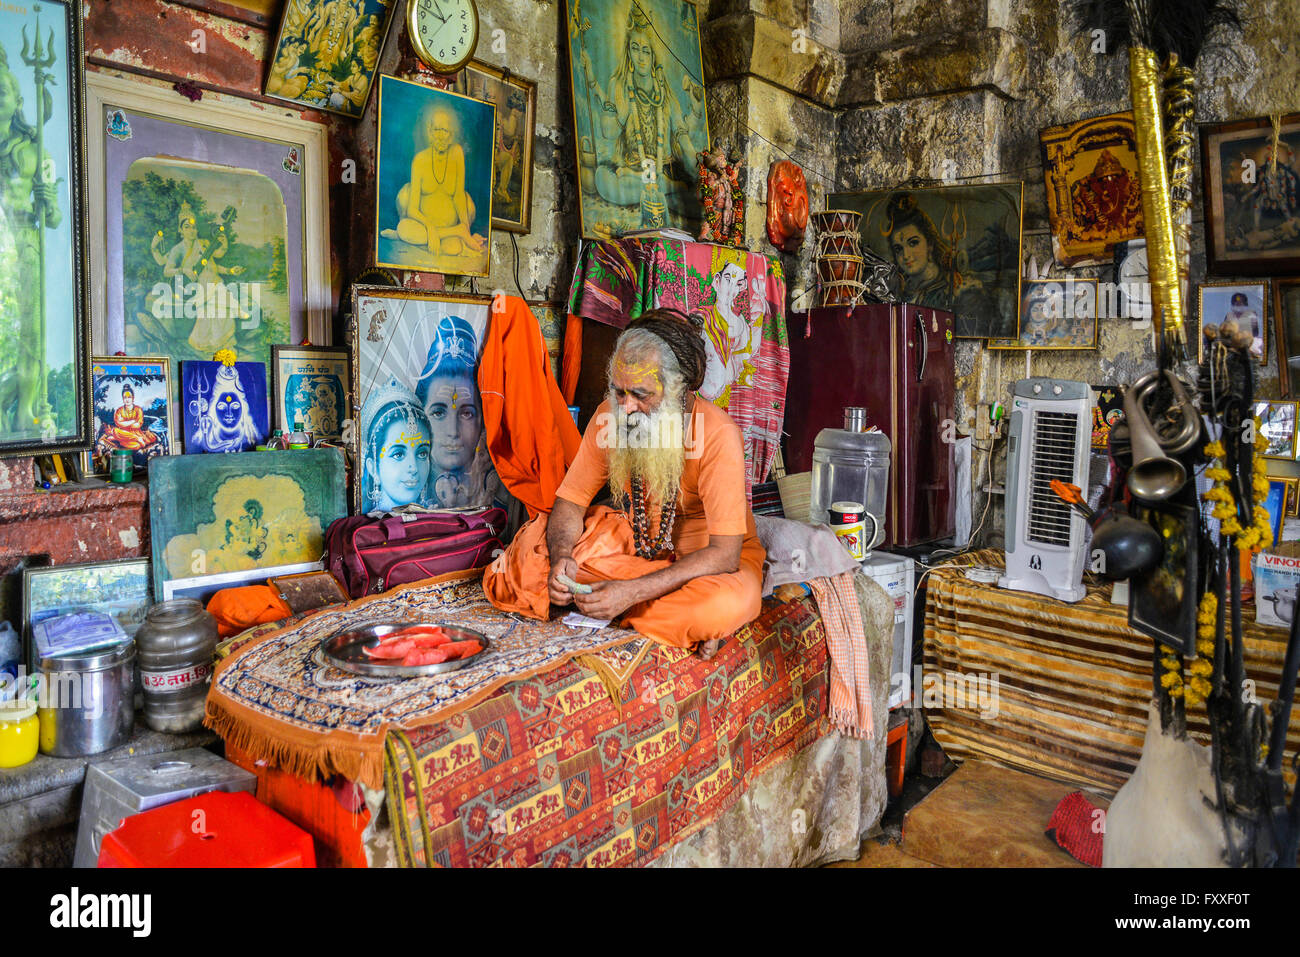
[84,72,332,406]
[827,181,1024,339]
[563,0,710,239]
[351,286,515,516]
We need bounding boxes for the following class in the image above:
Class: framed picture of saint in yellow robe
[265,0,398,119]
[375,75,495,277]
[83,356,174,477]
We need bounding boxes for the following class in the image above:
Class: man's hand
[548,556,580,606]
[573,579,642,621]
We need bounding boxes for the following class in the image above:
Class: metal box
[74,747,257,868]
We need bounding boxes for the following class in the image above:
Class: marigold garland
[214,348,238,367]
[1200,421,1272,550]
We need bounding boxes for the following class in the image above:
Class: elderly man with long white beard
[483,310,765,659]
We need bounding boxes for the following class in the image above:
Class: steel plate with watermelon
[322,621,490,677]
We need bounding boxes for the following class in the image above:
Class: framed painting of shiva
[563,0,710,239]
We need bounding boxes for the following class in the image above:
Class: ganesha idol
[765,161,809,253]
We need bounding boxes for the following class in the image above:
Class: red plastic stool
[98,790,316,868]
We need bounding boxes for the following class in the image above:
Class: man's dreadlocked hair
[615,309,708,396]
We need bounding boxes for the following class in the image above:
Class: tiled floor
[830,759,1109,868]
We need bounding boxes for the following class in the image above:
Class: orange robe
[483,396,765,648]
[100,405,159,451]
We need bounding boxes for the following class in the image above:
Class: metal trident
[21,11,58,431]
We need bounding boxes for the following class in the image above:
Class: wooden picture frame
[450,60,537,233]
[268,568,349,613]
[986,279,1098,350]
[351,285,516,515]
[270,344,351,441]
[1254,400,1299,460]
[84,72,333,394]
[828,181,1025,339]
[1272,278,1300,398]
[264,0,399,120]
[0,0,93,457]
[1280,476,1300,519]
[1198,280,1268,366]
[166,0,279,26]
[82,356,174,476]
[374,75,495,277]
[1200,112,1300,277]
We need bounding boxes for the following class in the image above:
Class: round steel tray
[321,621,490,678]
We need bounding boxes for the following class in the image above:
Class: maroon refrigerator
[784,304,957,547]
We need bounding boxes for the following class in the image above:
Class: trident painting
[0,0,91,456]
[564,0,710,239]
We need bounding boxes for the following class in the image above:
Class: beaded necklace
[629,475,677,559]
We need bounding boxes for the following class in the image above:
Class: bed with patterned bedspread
[207,570,892,867]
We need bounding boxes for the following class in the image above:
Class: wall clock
[408,0,479,74]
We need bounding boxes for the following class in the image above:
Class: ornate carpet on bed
[380,590,834,867]
[204,569,643,790]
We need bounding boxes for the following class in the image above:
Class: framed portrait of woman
[83,356,173,476]
[351,286,516,516]
[450,60,537,233]
[828,181,1024,339]
[84,72,332,407]
[0,0,93,457]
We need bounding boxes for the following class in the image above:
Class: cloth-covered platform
[924,552,1300,795]
[205,569,643,790]
[206,569,895,867]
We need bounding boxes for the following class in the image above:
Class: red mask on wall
[766,161,809,252]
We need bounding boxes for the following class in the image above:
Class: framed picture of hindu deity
[987,279,1098,350]
[147,449,347,600]
[270,345,350,441]
[82,356,173,476]
[374,75,495,277]
[84,72,332,409]
[0,0,93,458]
[827,182,1024,339]
[450,60,536,233]
[1253,400,1298,460]
[563,0,710,240]
[264,0,398,119]
[1197,280,1267,365]
[1039,112,1144,267]
[351,286,515,515]
[181,359,270,453]
[1273,279,1300,398]
[1201,112,1300,277]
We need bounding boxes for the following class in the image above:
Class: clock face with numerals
[408,0,479,73]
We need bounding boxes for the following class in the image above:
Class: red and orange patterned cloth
[382,590,832,867]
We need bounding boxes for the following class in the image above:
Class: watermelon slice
[363,639,415,659]
[440,640,484,660]
[401,647,450,666]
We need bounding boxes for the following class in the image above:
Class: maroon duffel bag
[325,508,507,599]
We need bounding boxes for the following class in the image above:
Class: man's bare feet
[695,638,723,661]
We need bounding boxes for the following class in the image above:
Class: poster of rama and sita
[564,0,710,239]
[0,0,89,454]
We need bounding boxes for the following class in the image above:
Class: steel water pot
[135,600,219,734]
